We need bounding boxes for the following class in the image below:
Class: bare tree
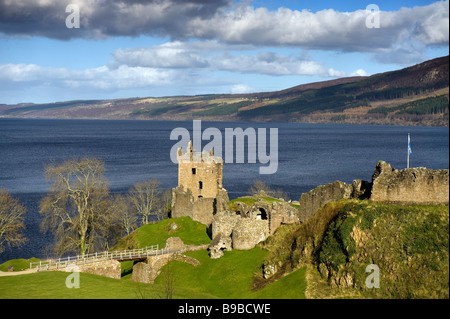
[0,189,27,254]
[248,180,272,196]
[156,189,172,221]
[39,158,110,256]
[128,179,162,225]
[248,180,290,201]
[158,261,174,299]
[112,194,138,236]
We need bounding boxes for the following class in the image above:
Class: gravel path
[0,268,37,277]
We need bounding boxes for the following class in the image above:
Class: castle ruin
[170,141,300,258]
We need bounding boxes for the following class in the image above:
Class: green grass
[0,258,41,272]
[0,216,308,299]
[0,248,306,299]
[250,267,306,299]
[228,197,257,206]
[155,248,306,299]
[228,195,283,207]
[0,271,212,299]
[114,216,211,250]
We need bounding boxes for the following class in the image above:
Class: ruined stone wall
[192,197,215,226]
[131,254,170,284]
[210,198,300,254]
[298,180,355,223]
[298,161,449,224]
[232,218,269,250]
[171,186,194,220]
[211,212,241,238]
[266,201,299,234]
[370,161,449,204]
[171,186,228,226]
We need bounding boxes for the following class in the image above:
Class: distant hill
[1,56,448,126]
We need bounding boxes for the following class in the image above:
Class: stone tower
[171,141,229,226]
[176,141,224,200]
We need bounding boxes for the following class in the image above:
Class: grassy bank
[0,215,306,299]
[260,199,449,299]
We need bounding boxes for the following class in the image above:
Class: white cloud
[112,42,209,69]
[0,63,175,90]
[1,0,447,56]
[230,84,253,94]
[110,41,347,77]
[349,69,370,77]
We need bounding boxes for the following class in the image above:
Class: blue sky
[0,0,448,104]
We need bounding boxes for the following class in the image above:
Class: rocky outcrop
[370,160,449,204]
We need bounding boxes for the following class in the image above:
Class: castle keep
[171,141,229,226]
[177,141,224,200]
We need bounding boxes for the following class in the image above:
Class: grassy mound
[259,199,449,299]
[113,216,211,250]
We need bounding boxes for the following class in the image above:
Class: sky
[0,0,448,104]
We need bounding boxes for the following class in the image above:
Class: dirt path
[0,268,37,277]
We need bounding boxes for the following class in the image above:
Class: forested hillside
[1,56,448,126]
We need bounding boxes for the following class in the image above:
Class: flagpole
[407,133,410,169]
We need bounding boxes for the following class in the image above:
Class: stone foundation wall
[74,259,121,279]
[266,201,299,234]
[370,161,449,204]
[192,197,215,225]
[232,218,269,250]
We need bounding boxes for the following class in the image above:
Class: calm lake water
[0,119,448,262]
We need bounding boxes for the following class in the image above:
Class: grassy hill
[258,199,449,299]
[0,216,306,299]
[1,56,448,126]
[1,200,448,299]
[113,216,211,250]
